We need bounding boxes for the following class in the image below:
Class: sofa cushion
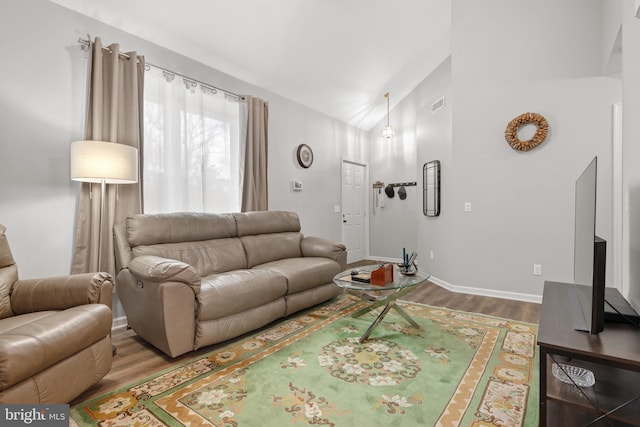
[240,233,302,268]
[0,304,112,391]
[234,211,301,236]
[127,212,237,246]
[0,336,112,404]
[132,238,247,276]
[253,257,341,294]
[197,270,287,320]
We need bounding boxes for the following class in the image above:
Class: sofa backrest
[127,212,237,246]
[234,212,303,267]
[121,213,246,276]
[234,211,301,236]
[132,238,247,276]
[0,225,17,319]
[115,211,306,274]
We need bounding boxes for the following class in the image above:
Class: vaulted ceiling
[51,0,451,130]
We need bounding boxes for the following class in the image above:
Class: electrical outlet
[533,264,542,276]
[429,250,434,260]
[464,202,472,212]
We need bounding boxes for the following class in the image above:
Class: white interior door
[342,159,367,263]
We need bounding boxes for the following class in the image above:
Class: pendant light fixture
[382,92,395,139]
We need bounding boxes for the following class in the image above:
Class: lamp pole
[97,179,106,272]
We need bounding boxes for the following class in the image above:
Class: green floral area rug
[71,295,539,426]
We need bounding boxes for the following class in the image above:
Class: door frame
[341,157,370,263]
[613,103,624,294]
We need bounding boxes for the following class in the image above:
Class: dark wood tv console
[538,281,640,426]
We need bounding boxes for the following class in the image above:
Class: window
[143,67,241,213]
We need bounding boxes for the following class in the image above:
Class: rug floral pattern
[71,296,538,426]
[318,337,421,385]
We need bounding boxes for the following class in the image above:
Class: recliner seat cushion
[0,312,55,334]
[0,304,112,391]
[0,336,112,404]
[253,257,341,294]
[197,270,287,320]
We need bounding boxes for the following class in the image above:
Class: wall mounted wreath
[504,112,549,152]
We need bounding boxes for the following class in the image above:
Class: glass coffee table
[333,264,430,343]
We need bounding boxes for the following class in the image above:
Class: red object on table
[370,264,394,286]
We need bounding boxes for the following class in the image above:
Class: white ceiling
[51,0,451,131]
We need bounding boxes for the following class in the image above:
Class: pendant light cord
[385,92,391,126]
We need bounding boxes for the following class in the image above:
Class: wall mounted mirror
[423,160,441,216]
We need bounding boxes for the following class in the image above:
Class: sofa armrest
[113,222,132,273]
[301,236,347,269]
[128,255,201,294]
[10,272,113,314]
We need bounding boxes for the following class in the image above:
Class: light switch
[464,202,471,212]
[533,264,542,276]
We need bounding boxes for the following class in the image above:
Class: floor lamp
[70,140,138,355]
[70,140,139,272]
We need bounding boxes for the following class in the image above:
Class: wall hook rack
[388,182,417,187]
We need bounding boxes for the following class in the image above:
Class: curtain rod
[77,38,243,100]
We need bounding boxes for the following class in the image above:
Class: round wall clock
[296,144,314,168]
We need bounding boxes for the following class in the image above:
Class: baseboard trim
[112,315,128,334]
[367,256,542,304]
[428,275,542,304]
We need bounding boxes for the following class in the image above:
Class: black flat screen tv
[570,157,640,334]
[571,157,606,334]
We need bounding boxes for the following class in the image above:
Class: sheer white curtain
[143,66,241,214]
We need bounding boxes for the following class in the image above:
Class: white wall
[415,59,454,282]
[368,0,624,301]
[368,102,421,261]
[0,0,366,322]
[450,0,620,299]
[269,102,369,239]
[602,0,623,75]
[368,57,453,270]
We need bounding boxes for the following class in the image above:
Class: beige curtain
[71,37,145,276]
[241,96,269,211]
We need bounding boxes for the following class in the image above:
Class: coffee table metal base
[348,286,420,343]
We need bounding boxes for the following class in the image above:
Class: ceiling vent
[431,96,445,113]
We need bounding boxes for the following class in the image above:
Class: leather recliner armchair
[0,224,113,403]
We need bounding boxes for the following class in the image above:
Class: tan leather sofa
[0,225,113,404]
[114,211,347,358]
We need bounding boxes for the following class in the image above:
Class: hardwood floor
[349,260,540,324]
[70,263,541,405]
[401,280,540,323]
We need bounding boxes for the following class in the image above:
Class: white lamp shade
[70,140,138,184]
